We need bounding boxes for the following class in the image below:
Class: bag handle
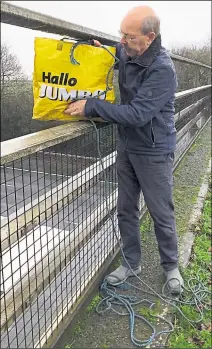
[57,37,94,51]
[56,37,119,100]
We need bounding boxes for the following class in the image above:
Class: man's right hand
[92,39,101,47]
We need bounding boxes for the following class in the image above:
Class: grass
[140,211,153,242]
[86,294,101,313]
[139,300,162,322]
[173,186,200,236]
[168,180,212,348]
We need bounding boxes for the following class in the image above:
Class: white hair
[141,16,160,36]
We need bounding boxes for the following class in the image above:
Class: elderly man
[65,6,184,294]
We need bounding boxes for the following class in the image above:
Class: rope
[69,40,119,100]
[96,280,174,347]
[88,119,211,348]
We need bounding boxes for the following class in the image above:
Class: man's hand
[64,100,87,117]
[93,40,101,47]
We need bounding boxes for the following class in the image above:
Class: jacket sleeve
[85,64,176,127]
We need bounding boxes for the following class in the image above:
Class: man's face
[119,33,149,57]
[119,21,155,57]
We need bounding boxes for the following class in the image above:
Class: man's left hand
[64,100,87,116]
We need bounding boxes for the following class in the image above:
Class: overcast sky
[2,1,211,78]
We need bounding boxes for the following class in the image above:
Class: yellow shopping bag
[32,37,117,121]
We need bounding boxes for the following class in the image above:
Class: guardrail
[0,2,211,348]
[1,85,211,348]
[1,1,212,70]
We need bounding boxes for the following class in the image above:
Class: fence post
[195,68,199,87]
[208,71,211,85]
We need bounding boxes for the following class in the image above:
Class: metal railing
[1,86,211,349]
[1,1,211,69]
[0,2,211,348]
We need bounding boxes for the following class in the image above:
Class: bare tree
[170,40,211,91]
[0,43,28,95]
[1,43,63,141]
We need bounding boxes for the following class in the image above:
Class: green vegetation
[174,186,200,236]
[140,211,153,242]
[168,181,211,348]
[139,300,162,322]
[86,293,101,313]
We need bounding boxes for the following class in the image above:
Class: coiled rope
[89,119,211,347]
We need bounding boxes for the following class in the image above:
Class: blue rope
[95,274,210,347]
[96,279,174,347]
[88,120,211,348]
[69,40,119,100]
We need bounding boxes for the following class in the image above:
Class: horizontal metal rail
[1,1,211,69]
[0,122,92,165]
[177,110,206,141]
[174,96,209,123]
[1,85,211,165]
[0,1,118,46]
[1,152,117,251]
[168,52,211,69]
[175,85,211,101]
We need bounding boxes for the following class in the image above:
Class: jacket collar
[130,34,162,67]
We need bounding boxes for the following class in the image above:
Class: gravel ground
[55,121,211,349]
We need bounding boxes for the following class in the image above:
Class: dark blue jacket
[85,35,177,155]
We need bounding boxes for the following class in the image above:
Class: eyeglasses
[118,30,144,42]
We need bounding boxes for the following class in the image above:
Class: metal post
[208,71,211,85]
[195,68,199,88]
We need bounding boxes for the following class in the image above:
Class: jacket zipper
[150,119,155,148]
[123,62,128,149]
[125,133,128,150]
[123,61,148,150]
[124,62,127,84]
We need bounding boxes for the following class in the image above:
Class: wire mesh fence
[1,123,118,348]
[0,3,211,344]
[1,84,211,348]
[1,86,211,348]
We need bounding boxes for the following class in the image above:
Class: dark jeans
[117,150,178,272]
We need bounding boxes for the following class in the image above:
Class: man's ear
[148,32,156,43]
